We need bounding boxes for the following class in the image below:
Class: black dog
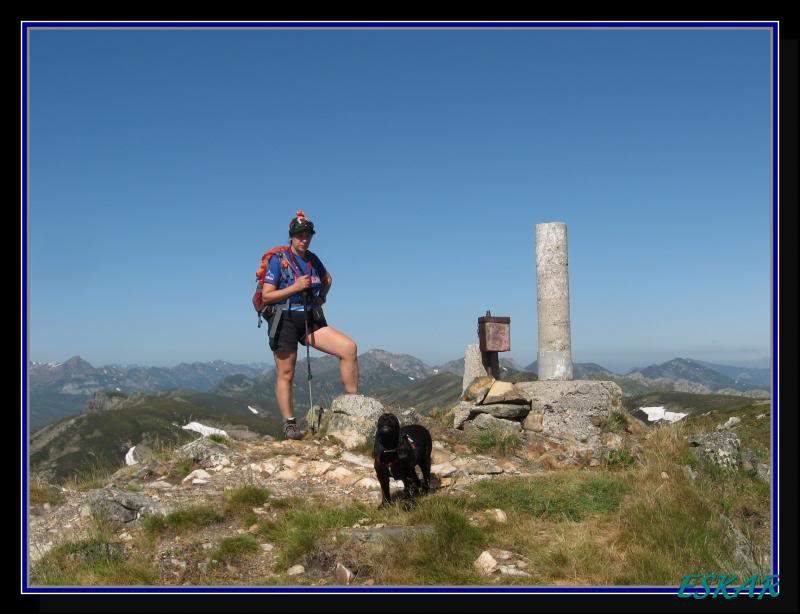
[373,412,433,508]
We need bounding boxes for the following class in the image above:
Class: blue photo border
[20,19,780,597]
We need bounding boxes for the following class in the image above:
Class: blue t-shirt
[263,250,327,311]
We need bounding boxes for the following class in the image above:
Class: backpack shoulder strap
[256,246,294,284]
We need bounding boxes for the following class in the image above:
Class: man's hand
[293,275,311,292]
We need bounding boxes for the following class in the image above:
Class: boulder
[326,395,385,450]
[175,438,234,469]
[462,376,495,403]
[398,407,423,426]
[88,487,171,524]
[482,381,529,405]
[471,403,530,420]
[474,551,498,575]
[514,380,622,443]
[466,413,522,436]
[717,417,742,430]
[689,431,740,471]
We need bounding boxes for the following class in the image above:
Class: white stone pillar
[535,223,573,380]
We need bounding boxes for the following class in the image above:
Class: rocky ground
[29,429,562,585]
[28,398,772,587]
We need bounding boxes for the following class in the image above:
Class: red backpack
[252,246,293,327]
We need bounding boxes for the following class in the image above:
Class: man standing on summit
[257,211,359,440]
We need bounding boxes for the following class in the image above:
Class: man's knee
[344,340,357,360]
[277,367,295,382]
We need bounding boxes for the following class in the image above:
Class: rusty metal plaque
[478,314,511,352]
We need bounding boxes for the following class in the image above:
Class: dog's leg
[420,457,432,494]
[402,477,416,498]
[375,463,392,508]
[407,470,423,498]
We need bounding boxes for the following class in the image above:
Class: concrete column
[535,222,573,380]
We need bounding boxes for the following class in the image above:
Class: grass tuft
[142,506,224,538]
[257,499,367,570]
[210,535,261,563]
[468,427,522,456]
[465,473,631,522]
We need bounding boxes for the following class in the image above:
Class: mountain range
[29,353,770,433]
[28,357,271,431]
[27,351,770,484]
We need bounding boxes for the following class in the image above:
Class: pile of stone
[455,344,624,452]
[454,376,531,436]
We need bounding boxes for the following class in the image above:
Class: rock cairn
[454,376,531,436]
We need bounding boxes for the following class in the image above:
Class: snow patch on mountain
[181,422,228,438]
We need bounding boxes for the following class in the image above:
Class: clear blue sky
[27,26,773,373]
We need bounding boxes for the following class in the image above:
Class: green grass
[142,506,224,538]
[256,499,368,570]
[31,512,158,586]
[224,486,272,526]
[369,496,486,585]
[465,473,632,522]
[166,458,196,483]
[207,434,230,445]
[614,479,736,584]
[468,427,522,456]
[210,535,261,563]
[601,411,629,434]
[604,448,638,470]
[31,542,159,586]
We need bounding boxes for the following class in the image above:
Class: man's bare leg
[305,326,358,393]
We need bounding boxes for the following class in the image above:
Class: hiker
[258,211,359,440]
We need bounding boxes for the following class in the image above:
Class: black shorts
[269,309,328,353]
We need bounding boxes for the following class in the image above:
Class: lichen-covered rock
[398,407,423,425]
[466,413,522,435]
[689,431,740,471]
[514,380,621,444]
[471,403,530,420]
[175,438,234,468]
[88,487,171,523]
[326,395,385,449]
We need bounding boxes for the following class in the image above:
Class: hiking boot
[283,421,302,440]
